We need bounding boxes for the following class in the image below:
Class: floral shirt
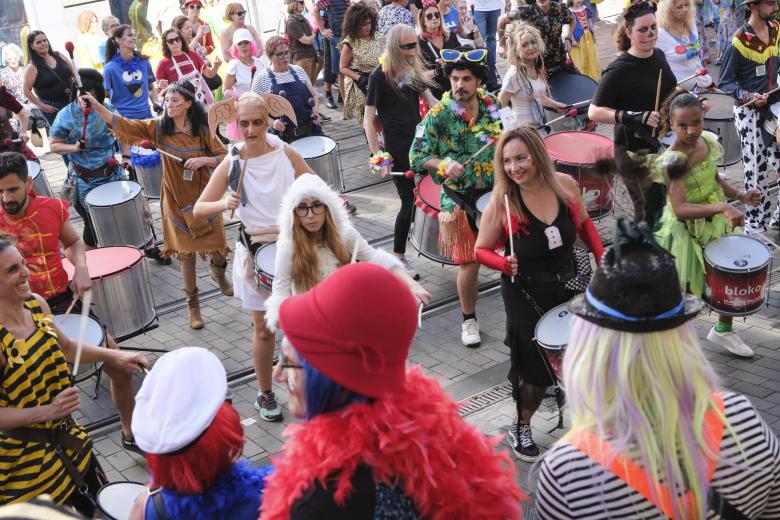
[0,67,26,102]
[378,4,414,36]
[409,90,501,212]
[508,2,573,78]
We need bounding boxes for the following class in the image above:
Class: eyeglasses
[399,41,417,50]
[232,10,247,16]
[274,50,290,58]
[188,4,202,9]
[294,202,326,216]
[440,48,487,63]
[166,36,182,44]
[279,354,303,370]
[109,23,120,29]
[425,11,441,19]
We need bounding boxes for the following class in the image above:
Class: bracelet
[614,110,622,124]
[369,151,393,174]
[437,157,451,177]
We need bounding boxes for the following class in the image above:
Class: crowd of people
[0,0,779,517]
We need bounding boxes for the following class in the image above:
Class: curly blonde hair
[656,0,695,31]
[506,21,546,72]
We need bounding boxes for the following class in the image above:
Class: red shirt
[0,194,70,299]
[155,51,206,83]
[196,19,215,55]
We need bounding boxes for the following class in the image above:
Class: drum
[704,235,771,316]
[475,190,492,228]
[762,102,780,137]
[290,136,344,191]
[28,160,53,198]
[63,247,157,340]
[533,303,572,383]
[53,314,105,382]
[703,93,740,167]
[410,175,455,265]
[85,181,153,249]
[130,146,162,199]
[547,74,598,133]
[254,242,276,290]
[544,131,615,220]
[97,481,147,520]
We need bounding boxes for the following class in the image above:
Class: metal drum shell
[533,303,572,384]
[130,147,163,200]
[546,74,598,133]
[290,136,345,191]
[254,242,277,290]
[703,93,741,167]
[86,181,153,248]
[28,161,53,198]
[410,176,455,265]
[703,235,772,316]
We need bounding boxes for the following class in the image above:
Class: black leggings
[392,172,416,255]
[73,195,98,248]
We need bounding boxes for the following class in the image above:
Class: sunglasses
[232,10,247,16]
[294,202,326,216]
[187,4,202,9]
[425,11,441,19]
[166,36,182,44]
[440,48,487,63]
[399,41,418,50]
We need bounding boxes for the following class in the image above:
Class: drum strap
[238,224,261,256]
[150,489,170,520]
[71,161,117,179]
[442,184,490,232]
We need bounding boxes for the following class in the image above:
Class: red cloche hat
[278,263,418,398]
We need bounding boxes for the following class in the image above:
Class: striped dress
[0,298,92,505]
[535,392,780,519]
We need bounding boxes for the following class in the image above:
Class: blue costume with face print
[103,53,156,119]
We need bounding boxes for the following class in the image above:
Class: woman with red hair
[128,347,272,520]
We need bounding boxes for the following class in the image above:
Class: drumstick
[464,139,497,167]
[228,153,250,219]
[350,239,360,264]
[418,302,423,328]
[390,171,415,178]
[71,289,92,378]
[545,108,579,128]
[566,98,592,108]
[504,194,515,284]
[676,67,708,86]
[652,69,663,138]
[62,296,79,318]
[139,140,184,163]
[739,85,780,108]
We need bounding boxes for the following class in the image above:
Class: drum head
[290,136,336,159]
[255,243,277,277]
[53,314,104,346]
[534,304,571,351]
[704,235,771,272]
[544,131,614,165]
[704,93,735,120]
[85,181,142,207]
[63,246,144,280]
[771,101,780,120]
[97,482,147,520]
[27,160,42,178]
[660,132,676,147]
[548,74,598,114]
[418,175,442,212]
[476,191,492,214]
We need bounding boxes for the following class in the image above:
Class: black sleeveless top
[508,194,576,274]
[32,54,74,104]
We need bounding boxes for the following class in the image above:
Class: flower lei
[369,151,393,174]
[378,53,416,89]
[111,51,143,73]
[445,88,502,144]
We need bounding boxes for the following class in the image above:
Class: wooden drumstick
[652,69,663,138]
[464,138,496,167]
[71,289,92,378]
[418,302,423,328]
[62,296,79,318]
[504,194,515,284]
[229,154,250,220]
[739,85,780,108]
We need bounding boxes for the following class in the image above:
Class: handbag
[563,246,593,293]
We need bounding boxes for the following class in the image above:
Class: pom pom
[139,139,155,150]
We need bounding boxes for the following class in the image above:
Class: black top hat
[569,218,702,333]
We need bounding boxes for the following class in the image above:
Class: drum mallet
[545,108,579,128]
[389,170,415,178]
[676,67,708,86]
[71,289,93,378]
[739,85,780,108]
[504,194,515,283]
[139,139,184,163]
[463,138,500,167]
[652,69,663,138]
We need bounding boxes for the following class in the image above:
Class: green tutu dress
[654,131,740,297]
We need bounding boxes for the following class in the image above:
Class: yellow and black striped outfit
[0,297,92,505]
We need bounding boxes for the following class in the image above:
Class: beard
[453,88,476,102]
[2,195,26,215]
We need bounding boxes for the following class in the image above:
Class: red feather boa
[259,367,526,519]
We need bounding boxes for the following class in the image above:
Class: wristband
[369,151,393,174]
[475,247,513,277]
[437,157,451,177]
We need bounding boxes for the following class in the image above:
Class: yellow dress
[569,7,600,81]
[341,36,385,121]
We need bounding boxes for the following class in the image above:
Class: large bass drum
[85,181,153,248]
[28,160,53,198]
[410,175,455,265]
[290,136,345,191]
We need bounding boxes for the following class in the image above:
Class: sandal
[122,432,146,457]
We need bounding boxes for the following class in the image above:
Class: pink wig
[230,41,259,59]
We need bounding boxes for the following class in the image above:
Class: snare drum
[704,93,740,167]
[85,181,153,248]
[547,74,598,133]
[544,131,615,220]
[475,190,492,228]
[53,314,105,382]
[28,160,53,198]
[254,242,276,290]
[704,235,771,316]
[534,303,572,383]
[410,175,455,265]
[63,247,157,340]
[290,136,344,191]
[130,146,162,199]
[97,481,147,520]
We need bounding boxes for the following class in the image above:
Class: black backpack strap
[150,488,169,520]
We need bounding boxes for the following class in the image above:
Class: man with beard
[719,0,780,237]
[410,49,501,348]
[0,151,146,456]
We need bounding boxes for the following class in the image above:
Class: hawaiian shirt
[508,2,573,78]
[50,101,118,171]
[410,90,500,212]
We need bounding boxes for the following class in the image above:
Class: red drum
[704,235,771,316]
[544,131,615,220]
[63,247,157,340]
[533,303,572,385]
[410,175,455,265]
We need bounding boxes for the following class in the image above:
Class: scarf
[421,30,444,41]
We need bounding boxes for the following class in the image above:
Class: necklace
[445,88,502,144]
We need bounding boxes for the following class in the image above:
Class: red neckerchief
[421,30,444,41]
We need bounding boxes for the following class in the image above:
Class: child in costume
[568,0,601,80]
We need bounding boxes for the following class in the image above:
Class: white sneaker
[707,326,754,358]
[461,318,481,348]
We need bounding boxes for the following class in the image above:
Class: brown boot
[184,288,204,329]
[210,260,234,297]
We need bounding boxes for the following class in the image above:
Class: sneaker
[343,199,358,215]
[144,246,172,266]
[325,94,337,109]
[461,318,481,348]
[121,432,146,457]
[255,391,284,422]
[400,257,420,281]
[511,423,540,462]
[707,326,754,358]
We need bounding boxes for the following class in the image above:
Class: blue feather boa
[130,146,162,168]
[158,461,274,520]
